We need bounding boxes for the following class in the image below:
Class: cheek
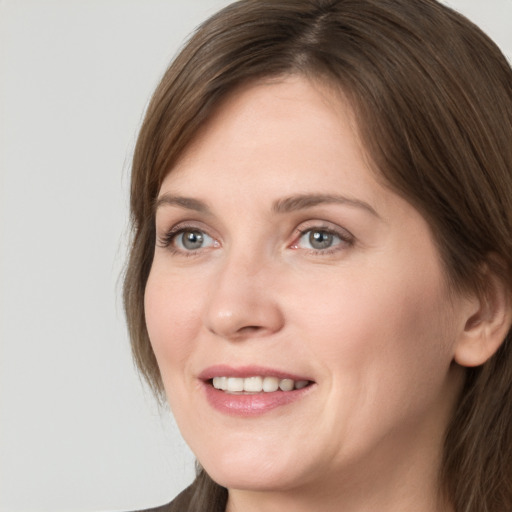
[144,267,203,377]
[291,255,456,398]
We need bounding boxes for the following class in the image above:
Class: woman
[124,0,512,510]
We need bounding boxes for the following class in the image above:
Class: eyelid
[289,221,355,252]
[293,219,354,239]
[156,221,220,251]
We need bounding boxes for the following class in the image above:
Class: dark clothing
[134,472,227,512]
[133,484,194,511]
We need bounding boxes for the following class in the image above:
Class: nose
[203,254,285,341]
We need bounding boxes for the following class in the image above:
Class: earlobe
[454,269,512,368]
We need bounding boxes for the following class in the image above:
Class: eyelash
[293,225,354,255]
[157,223,215,255]
[157,223,354,256]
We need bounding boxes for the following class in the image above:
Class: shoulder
[130,471,227,512]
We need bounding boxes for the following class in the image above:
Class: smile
[200,366,315,416]
[211,376,311,393]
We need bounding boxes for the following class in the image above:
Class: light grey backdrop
[0,1,510,511]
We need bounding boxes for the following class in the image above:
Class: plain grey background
[0,1,510,511]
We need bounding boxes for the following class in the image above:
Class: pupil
[183,231,203,249]
[309,231,332,249]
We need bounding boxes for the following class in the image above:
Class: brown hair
[124,1,512,510]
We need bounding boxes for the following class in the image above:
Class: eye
[158,226,218,253]
[292,226,352,253]
[301,230,337,250]
[174,229,215,251]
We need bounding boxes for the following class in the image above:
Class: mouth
[199,366,315,416]
[209,376,312,394]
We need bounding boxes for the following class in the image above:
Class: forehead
[160,76,381,203]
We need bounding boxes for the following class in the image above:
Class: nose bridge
[203,243,284,340]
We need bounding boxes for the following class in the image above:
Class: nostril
[234,325,267,338]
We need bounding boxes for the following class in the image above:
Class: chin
[205,465,301,493]
[197,446,311,492]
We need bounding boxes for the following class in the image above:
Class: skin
[144,76,476,512]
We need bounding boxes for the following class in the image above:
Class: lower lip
[203,382,314,417]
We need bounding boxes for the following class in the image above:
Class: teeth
[227,377,244,392]
[279,378,294,391]
[212,376,310,393]
[244,376,263,392]
[263,376,279,392]
[295,380,309,389]
[213,376,227,390]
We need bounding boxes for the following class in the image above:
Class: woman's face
[145,76,469,496]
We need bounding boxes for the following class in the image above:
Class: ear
[454,267,512,367]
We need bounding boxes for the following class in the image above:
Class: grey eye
[176,230,211,250]
[294,228,345,251]
[308,230,335,249]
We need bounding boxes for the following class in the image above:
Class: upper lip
[198,364,314,382]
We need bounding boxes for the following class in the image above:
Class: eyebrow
[155,194,212,214]
[155,192,380,218]
[272,193,380,217]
